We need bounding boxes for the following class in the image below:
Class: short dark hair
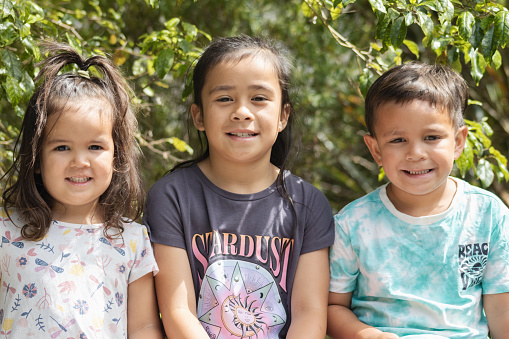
[2,41,144,240]
[365,61,469,137]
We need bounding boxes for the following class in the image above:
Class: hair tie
[77,69,90,79]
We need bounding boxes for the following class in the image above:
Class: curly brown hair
[1,41,144,240]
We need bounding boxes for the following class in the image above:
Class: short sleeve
[301,188,334,254]
[482,204,509,294]
[329,210,359,293]
[143,175,187,248]
[127,223,159,284]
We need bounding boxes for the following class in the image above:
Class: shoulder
[284,172,329,203]
[337,187,382,217]
[120,220,149,238]
[334,187,385,230]
[456,178,508,213]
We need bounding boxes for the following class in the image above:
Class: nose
[70,151,91,168]
[231,102,254,121]
[405,142,428,161]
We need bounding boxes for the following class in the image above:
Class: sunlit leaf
[458,11,475,41]
[403,39,419,57]
[155,48,174,79]
[368,0,387,13]
[494,10,509,48]
[469,48,486,84]
[1,50,22,80]
[476,158,494,188]
[416,11,433,36]
[390,16,406,47]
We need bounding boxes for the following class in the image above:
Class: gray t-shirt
[144,164,334,338]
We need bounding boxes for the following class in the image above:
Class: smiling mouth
[228,132,257,137]
[67,177,91,183]
[405,169,432,175]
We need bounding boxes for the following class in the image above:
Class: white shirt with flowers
[0,210,158,338]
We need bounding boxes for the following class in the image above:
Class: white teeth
[230,133,255,137]
[68,177,90,183]
[407,170,431,175]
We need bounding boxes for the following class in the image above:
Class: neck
[198,157,280,194]
[387,177,457,217]
[51,203,104,224]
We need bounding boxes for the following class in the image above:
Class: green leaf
[368,0,386,13]
[456,139,474,177]
[376,13,390,40]
[330,4,342,20]
[132,58,146,76]
[458,11,475,41]
[476,158,494,188]
[359,68,374,97]
[480,25,496,61]
[301,1,315,18]
[3,75,24,105]
[469,20,483,49]
[165,18,180,29]
[416,11,434,37]
[492,50,502,69]
[494,10,509,48]
[481,120,494,137]
[65,32,82,55]
[390,17,407,47]
[342,0,357,5]
[404,12,413,26]
[154,48,174,79]
[182,22,198,39]
[469,48,486,85]
[448,46,461,72]
[403,39,419,57]
[0,22,18,46]
[436,0,454,25]
[1,49,22,80]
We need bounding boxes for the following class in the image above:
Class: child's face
[191,56,289,166]
[364,99,467,202]
[39,99,115,223]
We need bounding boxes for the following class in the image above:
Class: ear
[191,104,205,131]
[278,103,290,132]
[453,125,468,160]
[364,134,383,166]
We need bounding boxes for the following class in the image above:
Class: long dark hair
[1,41,144,240]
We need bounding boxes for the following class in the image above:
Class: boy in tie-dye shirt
[327,62,509,339]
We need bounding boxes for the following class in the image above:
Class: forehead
[204,55,280,88]
[374,100,454,132]
[45,98,114,134]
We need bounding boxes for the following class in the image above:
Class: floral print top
[0,210,158,338]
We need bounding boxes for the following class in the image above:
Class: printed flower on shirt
[116,263,126,274]
[115,292,124,307]
[16,256,28,268]
[22,283,37,298]
[79,332,88,339]
[74,300,89,315]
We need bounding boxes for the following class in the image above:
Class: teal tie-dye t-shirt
[329,177,509,338]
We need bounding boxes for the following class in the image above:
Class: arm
[483,292,509,339]
[127,272,164,338]
[285,248,329,339]
[327,292,399,339]
[153,243,209,339]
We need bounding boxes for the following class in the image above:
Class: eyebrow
[382,126,448,137]
[45,137,110,145]
[208,84,276,95]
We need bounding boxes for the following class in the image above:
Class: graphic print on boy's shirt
[458,242,488,290]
